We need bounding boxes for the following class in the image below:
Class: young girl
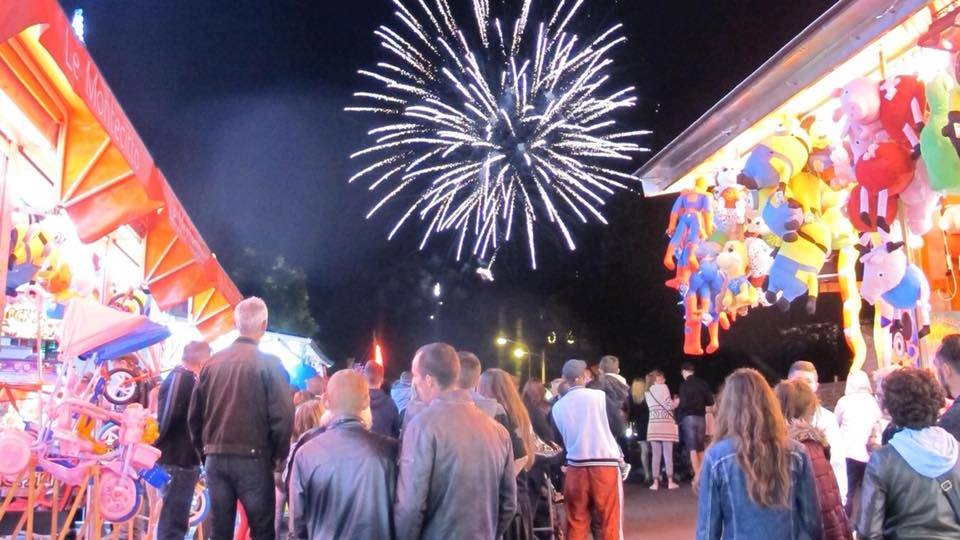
[696,368,822,539]
[645,370,679,490]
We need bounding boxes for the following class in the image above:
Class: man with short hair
[552,359,624,540]
[363,361,400,438]
[788,360,847,502]
[391,371,414,412]
[188,297,295,540]
[156,341,209,540]
[301,375,326,401]
[677,362,714,478]
[395,343,517,540]
[289,370,397,539]
[934,334,960,440]
[587,355,630,445]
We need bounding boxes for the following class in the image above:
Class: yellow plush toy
[738,116,811,190]
[716,240,759,320]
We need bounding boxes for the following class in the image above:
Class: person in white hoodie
[789,361,847,503]
[834,370,882,523]
[858,368,960,539]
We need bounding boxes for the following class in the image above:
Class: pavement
[622,481,698,539]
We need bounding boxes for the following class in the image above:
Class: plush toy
[716,240,759,320]
[765,220,832,313]
[738,117,811,190]
[858,239,931,339]
[878,75,926,156]
[833,77,882,140]
[761,189,804,242]
[683,243,724,356]
[920,73,960,192]
[899,159,941,236]
[664,177,713,270]
[744,210,776,287]
[852,140,915,231]
[788,171,824,220]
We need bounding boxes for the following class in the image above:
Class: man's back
[678,375,713,418]
[395,389,516,540]
[156,365,199,467]
[552,386,621,465]
[289,419,397,539]
[369,388,400,438]
[188,338,294,460]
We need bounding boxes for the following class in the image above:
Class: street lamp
[495,335,545,382]
[495,336,509,346]
[512,347,527,359]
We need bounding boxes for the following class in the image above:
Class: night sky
[58,0,846,387]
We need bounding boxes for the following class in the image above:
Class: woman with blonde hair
[645,370,679,490]
[479,369,536,540]
[696,368,822,540]
[629,377,652,484]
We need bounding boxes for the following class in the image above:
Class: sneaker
[667,481,680,490]
[649,481,659,491]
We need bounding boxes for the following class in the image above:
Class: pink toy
[853,141,915,231]
[878,75,926,156]
[833,77,882,140]
[0,430,33,476]
[899,159,941,236]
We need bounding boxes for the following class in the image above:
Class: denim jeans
[681,415,707,452]
[205,455,276,540]
[158,465,200,540]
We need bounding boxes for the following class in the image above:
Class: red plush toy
[878,75,926,155]
[852,140,915,232]
[847,186,899,233]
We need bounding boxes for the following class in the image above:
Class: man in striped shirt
[551,359,625,540]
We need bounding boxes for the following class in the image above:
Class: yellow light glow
[495,336,508,346]
[512,347,526,359]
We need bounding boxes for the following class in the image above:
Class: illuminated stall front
[639,0,960,370]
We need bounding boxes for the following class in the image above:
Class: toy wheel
[189,484,210,527]
[98,422,121,448]
[98,469,141,522]
[0,433,32,477]
[104,368,139,405]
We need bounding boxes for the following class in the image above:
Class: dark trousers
[158,465,200,540]
[846,458,868,525]
[206,455,276,540]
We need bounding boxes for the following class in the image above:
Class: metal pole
[540,350,545,383]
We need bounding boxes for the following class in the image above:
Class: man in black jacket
[188,297,294,540]
[677,362,714,478]
[156,341,209,540]
[289,369,398,539]
[363,361,400,438]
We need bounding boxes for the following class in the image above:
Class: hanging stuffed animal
[920,73,960,192]
[878,75,926,157]
[737,116,811,190]
[683,243,724,356]
[744,210,775,287]
[899,159,941,236]
[851,140,915,232]
[664,177,713,268]
[716,240,759,320]
[833,77,882,141]
[765,220,832,313]
[711,165,747,236]
[761,189,804,242]
[858,239,931,339]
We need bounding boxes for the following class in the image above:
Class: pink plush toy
[833,77,882,140]
[899,159,941,236]
[859,239,931,338]
[878,75,926,156]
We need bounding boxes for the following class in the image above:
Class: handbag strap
[937,467,960,524]
[646,390,675,421]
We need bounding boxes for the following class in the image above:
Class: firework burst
[348,0,648,269]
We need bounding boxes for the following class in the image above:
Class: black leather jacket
[188,337,294,463]
[857,445,960,539]
[288,417,397,540]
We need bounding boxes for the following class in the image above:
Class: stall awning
[191,259,242,342]
[0,0,162,241]
[635,0,933,196]
[143,170,216,310]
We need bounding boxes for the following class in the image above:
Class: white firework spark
[348,0,649,269]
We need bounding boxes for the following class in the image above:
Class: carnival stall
[0,0,243,537]
[638,0,960,371]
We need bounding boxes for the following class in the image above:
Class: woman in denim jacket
[696,368,823,540]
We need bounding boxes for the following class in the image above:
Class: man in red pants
[551,359,625,540]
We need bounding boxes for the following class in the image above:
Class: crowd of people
[150,294,960,539]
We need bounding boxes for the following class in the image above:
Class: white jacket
[835,392,882,463]
[551,386,621,467]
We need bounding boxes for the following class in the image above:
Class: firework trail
[348,0,649,269]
